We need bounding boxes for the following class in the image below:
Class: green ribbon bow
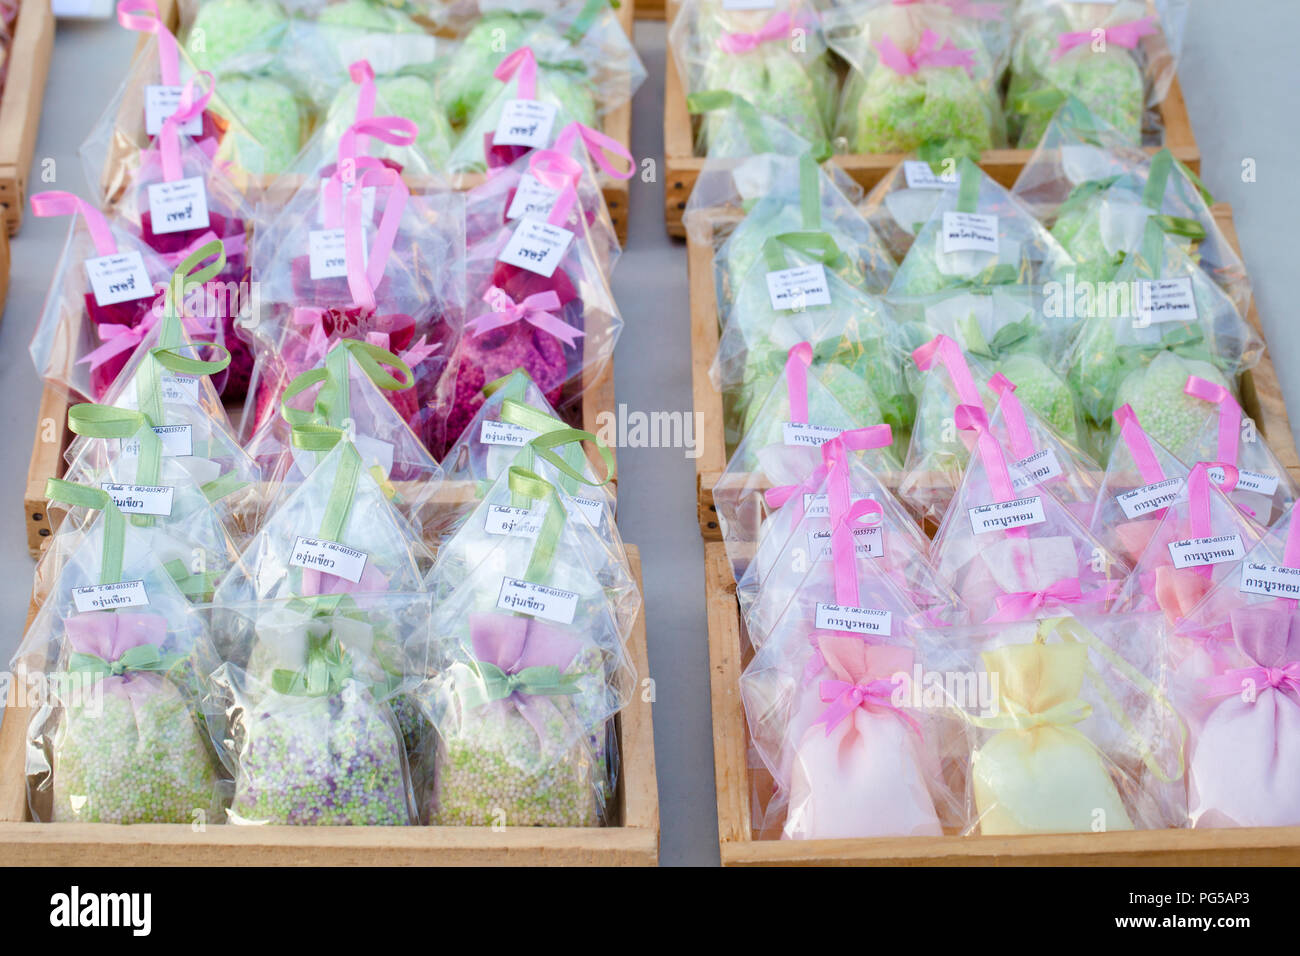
[69,643,182,681]
[500,398,616,497]
[66,404,166,528]
[46,479,126,586]
[460,661,580,710]
[506,466,567,584]
[281,339,413,431]
[481,368,534,402]
[958,311,1038,361]
[271,634,355,698]
[760,230,846,274]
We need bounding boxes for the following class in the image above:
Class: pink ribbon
[321,118,417,229]
[814,678,922,736]
[954,403,1015,504]
[344,166,408,311]
[823,435,888,612]
[913,333,982,409]
[467,286,584,348]
[117,0,180,85]
[989,372,1035,462]
[527,149,582,226]
[163,228,245,269]
[31,191,119,257]
[876,29,976,79]
[1113,403,1167,486]
[292,307,333,366]
[763,425,894,513]
[159,73,214,183]
[495,46,538,100]
[1185,375,1242,489]
[1204,663,1300,699]
[365,330,440,370]
[1185,461,1240,580]
[349,59,377,131]
[785,342,813,424]
[717,11,795,55]
[76,299,216,371]
[1053,16,1157,62]
[553,122,635,180]
[987,577,1083,623]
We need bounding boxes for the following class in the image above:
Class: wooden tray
[0,0,56,236]
[689,202,1300,540]
[635,0,666,20]
[661,0,1201,238]
[0,545,657,866]
[102,0,635,242]
[704,539,1300,865]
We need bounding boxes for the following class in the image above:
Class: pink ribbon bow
[1205,663,1300,700]
[468,286,584,348]
[495,46,538,100]
[1052,16,1156,62]
[77,299,216,371]
[988,577,1083,623]
[717,11,795,54]
[876,29,976,78]
[365,331,440,370]
[815,679,922,736]
[553,122,635,180]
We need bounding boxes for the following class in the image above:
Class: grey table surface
[0,7,1296,867]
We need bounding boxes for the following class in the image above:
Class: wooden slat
[704,541,748,845]
[0,222,9,317]
[0,547,657,864]
[635,0,666,20]
[24,385,71,558]
[0,0,56,236]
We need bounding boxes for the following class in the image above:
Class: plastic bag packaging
[445,46,598,174]
[202,596,426,825]
[1178,375,1297,528]
[1169,509,1300,827]
[214,437,434,605]
[1113,462,1263,626]
[61,244,264,544]
[889,158,1074,296]
[242,157,466,451]
[1089,402,1190,566]
[28,191,172,402]
[857,159,962,262]
[1007,0,1187,148]
[739,443,962,838]
[414,466,636,826]
[435,369,618,545]
[427,458,637,642]
[14,485,224,823]
[714,345,900,582]
[931,403,1125,623]
[713,236,908,454]
[80,0,273,205]
[242,339,446,539]
[464,129,626,281]
[670,0,837,155]
[893,286,1084,442]
[735,430,964,652]
[824,0,1005,159]
[912,612,1187,834]
[178,0,291,75]
[685,89,824,161]
[441,169,621,449]
[318,71,455,173]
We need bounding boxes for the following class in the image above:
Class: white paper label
[335,32,437,74]
[85,251,153,306]
[1239,562,1300,598]
[506,173,562,221]
[484,504,542,538]
[480,420,538,447]
[144,85,203,136]
[121,424,194,458]
[1168,533,1246,570]
[1116,476,1186,519]
[1209,466,1280,497]
[814,603,892,636]
[1009,448,1064,491]
[801,492,875,518]
[497,218,574,278]
[809,525,884,561]
[308,228,352,280]
[782,422,842,448]
[160,374,200,404]
[147,177,210,234]
[496,577,579,625]
[494,99,558,149]
[942,212,999,255]
[903,160,956,189]
[968,496,1047,535]
[72,579,150,613]
[100,482,174,517]
[1139,277,1198,325]
[289,536,369,583]
[566,494,604,527]
[764,264,832,311]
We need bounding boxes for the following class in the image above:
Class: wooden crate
[704,539,1300,864]
[635,0,666,19]
[103,0,635,242]
[661,0,1200,238]
[0,545,658,865]
[689,203,1300,540]
[0,218,10,314]
[0,0,56,236]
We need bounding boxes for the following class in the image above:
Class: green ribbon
[67,405,165,509]
[69,643,183,681]
[281,340,413,430]
[200,470,247,503]
[271,634,354,698]
[162,558,221,599]
[1142,148,1174,212]
[319,441,363,543]
[687,90,770,154]
[537,58,588,75]
[799,152,821,231]
[1150,214,1206,241]
[459,661,580,709]
[957,157,981,214]
[481,368,533,401]
[45,479,126,586]
[760,230,845,274]
[958,311,1037,361]
[506,466,567,584]
[500,399,616,495]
